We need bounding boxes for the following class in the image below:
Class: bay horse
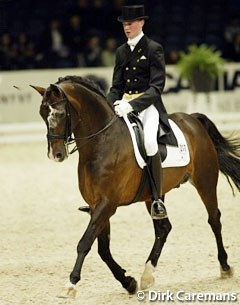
[31,75,240,298]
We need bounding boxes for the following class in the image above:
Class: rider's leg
[140,105,167,219]
[148,152,167,219]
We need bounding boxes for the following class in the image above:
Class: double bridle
[46,84,117,154]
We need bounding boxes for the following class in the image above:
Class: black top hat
[117,5,149,22]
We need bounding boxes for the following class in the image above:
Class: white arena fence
[0,65,239,143]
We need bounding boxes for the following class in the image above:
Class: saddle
[127,113,167,163]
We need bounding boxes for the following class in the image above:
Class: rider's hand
[113,99,123,106]
[114,100,133,117]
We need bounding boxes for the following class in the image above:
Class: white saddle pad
[123,116,190,169]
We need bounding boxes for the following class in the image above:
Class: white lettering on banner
[165,63,240,93]
[0,64,240,124]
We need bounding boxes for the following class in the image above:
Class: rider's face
[122,20,144,39]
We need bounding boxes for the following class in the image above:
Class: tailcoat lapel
[123,35,148,66]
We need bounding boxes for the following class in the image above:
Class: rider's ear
[30,85,46,96]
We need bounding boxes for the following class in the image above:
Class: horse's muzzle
[48,145,68,162]
[55,151,66,162]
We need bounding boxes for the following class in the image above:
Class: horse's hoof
[124,276,138,294]
[140,273,155,290]
[140,262,155,290]
[220,266,234,278]
[57,285,77,298]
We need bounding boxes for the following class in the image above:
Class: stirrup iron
[151,199,168,220]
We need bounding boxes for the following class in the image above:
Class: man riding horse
[106,5,177,219]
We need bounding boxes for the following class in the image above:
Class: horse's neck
[68,86,133,182]
[70,86,114,139]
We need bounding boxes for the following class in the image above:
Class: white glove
[113,99,124,106]
[114,100,133,117]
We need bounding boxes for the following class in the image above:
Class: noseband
[46,83,117,153]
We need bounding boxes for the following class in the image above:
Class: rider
[106,5,177,219]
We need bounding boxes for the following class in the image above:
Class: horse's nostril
[56,152,63,159]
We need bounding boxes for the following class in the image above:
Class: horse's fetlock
[122,276,138,294]
[70,271,81,285]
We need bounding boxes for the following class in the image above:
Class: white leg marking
[140,261,156,290]
[57,281,77,299]
[65,281,76,289]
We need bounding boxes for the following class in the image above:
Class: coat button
[133,67,136,70]
[134,79,137,82]
[127,79,130,82]
[125,67,129,70]
[135,91,138,93]
[129,91,132,94]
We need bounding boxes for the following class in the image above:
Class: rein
[67,115,117,154]
[46,83,117,154]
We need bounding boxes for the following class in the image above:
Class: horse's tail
[191,112,240,194]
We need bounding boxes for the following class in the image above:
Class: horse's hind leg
[193,172,233,278]
[206,204,233,277]
[141,198,172,290]
[98,220,137,294]
[208,208,233,277]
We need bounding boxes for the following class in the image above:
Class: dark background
[0,0,240,70]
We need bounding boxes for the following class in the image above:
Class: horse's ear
[30,85,46,96]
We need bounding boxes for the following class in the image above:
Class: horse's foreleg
[141,199,172,290]
[58,199,115,298]
[98,220,137,294]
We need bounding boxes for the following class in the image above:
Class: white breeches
[121,94,159,156]
[138,105,159,156]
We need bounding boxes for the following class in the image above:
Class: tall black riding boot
[148,152,167,219]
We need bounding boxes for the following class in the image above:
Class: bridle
[46,95,72,143]
[46,83,117,154]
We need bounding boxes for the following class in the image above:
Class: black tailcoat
[107,35,177,146]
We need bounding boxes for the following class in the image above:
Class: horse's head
[31,83,71,162]
[32,75,116,163]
